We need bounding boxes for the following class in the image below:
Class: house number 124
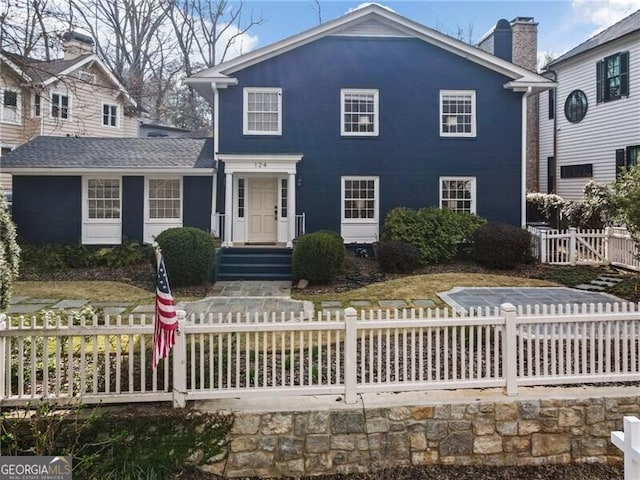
[255,162,268,168]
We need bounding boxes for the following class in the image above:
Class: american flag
[152,248,178,370]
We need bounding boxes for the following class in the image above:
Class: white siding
[538,88,555,193]
[330,18,410,37]
[551,32,640,200]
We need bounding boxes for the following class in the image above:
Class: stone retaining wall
[203,390,638,478]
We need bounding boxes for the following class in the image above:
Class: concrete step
[590,280,620,287]
[597,276,624,284]
[574,283,607,292]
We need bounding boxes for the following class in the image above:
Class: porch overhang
[217,153,303,174]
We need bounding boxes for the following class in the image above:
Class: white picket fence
[612,416,640,480]
[528,226,640,271]
[1,302,639,407]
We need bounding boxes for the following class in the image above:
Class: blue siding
[218,36,523,232]
[184,176,212,231]
[123,176,143,241]
[13,176,81,244]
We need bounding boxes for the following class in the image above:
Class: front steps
[216,247,293,281]
[574,274,624,292]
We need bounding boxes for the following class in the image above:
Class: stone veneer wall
[204,391,636,478]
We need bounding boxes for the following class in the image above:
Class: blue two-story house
[187,4,554,248]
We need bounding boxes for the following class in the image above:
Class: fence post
[540,230,547,263]
[569,227,577,266]
[172,310,187,408]
[0,314,6,399]
[604,226,612,264]
[344,307,358,404]
[611,416,640,480]
[501,303,518,396]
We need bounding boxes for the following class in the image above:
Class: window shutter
[548,90,555,120]
[616,148,626,176]
[596,60,604,103]
[620,51,629,97]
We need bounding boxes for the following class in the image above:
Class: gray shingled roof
[549,9,640,66]
[0,137,215,170]
[1,50,94,83]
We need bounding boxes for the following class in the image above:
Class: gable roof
[187,4,553,96]
[548,9,640,67]
[0,137,215,174]
[0,50,136,107]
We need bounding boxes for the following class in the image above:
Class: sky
[232,0,640,67]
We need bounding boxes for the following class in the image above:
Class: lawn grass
[292,273,559,309]
[13,281,155,303]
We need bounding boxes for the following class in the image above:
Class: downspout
[211,82,219,236]
[521,86,534,228]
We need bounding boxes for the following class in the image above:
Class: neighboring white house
[538,9,640,200]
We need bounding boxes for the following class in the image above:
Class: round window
[564,90,588,123]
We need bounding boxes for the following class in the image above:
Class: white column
[287,173,296,248]
[223,172,233,247]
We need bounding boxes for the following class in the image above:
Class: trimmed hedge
[292,231,345,284]
[472,222,533,269]
[382,207,485,263]
[376,240,421,273]
[155,227,216,287]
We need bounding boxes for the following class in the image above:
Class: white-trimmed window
[102,103,119,127]
[147,178,182,220]
[341,89,379,136]
[243,87,282,135]
[342,176,379,221]
[439,177,476,214]
[51,93,70,119]
[33,93,41,117]
[440,90,476,137]
[1,89,20,124]
[86,178,121,220]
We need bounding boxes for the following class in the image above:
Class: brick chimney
[61,31,95,60]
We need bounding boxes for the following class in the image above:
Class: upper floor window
[440,90,476,137]
[341,89,379,136]
[564,90,588,123]
[243,87,282,135]
[33,93,41,117]
[51,93,70,119]
[597,52,629,103]
[148,178,181,220]
[548,89,555,120]
[440,177,476,214]
[1,89,20,124]
[102,104,118,127]
[86,178,121,220]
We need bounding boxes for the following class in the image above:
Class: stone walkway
[6,282,628,319]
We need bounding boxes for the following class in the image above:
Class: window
[342,177,378,221]
[440,177,476,214]
[1,89,20,124]
[560,163,593,178]
[564,90,588,123]
[617,146,640,176]
[148,179,181,219]
[548,89,555,120]
[87,179,121,219]
[280,178,288,218]
[597,52,629,103]
[51,93,70,119]
[243,87,282,135]
[440,90,476,137]
[341,89,379,136]
[33,93,41,117]
[238,178,245,218]
[102,104,118,127]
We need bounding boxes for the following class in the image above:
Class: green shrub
[382,207,485,263]
[376,240,421,273]
[292,231,345,284]
[472,222,533,269]
[154,227,215,287]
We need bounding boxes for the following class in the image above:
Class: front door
[248,178,278,243]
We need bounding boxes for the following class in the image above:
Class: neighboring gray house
[539,9,640,199]
[138,118,192,138]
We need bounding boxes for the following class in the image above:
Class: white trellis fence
[612,416,640,480]
[528,226,640,271]
[1,302,639,408]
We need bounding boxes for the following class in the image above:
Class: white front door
[248,178,278,243]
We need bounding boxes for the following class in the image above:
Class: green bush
[382,207,485,263]
[376,240,421,273]
[472,222,533,269]
[154,227,215,287]
[292,231,345,284]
